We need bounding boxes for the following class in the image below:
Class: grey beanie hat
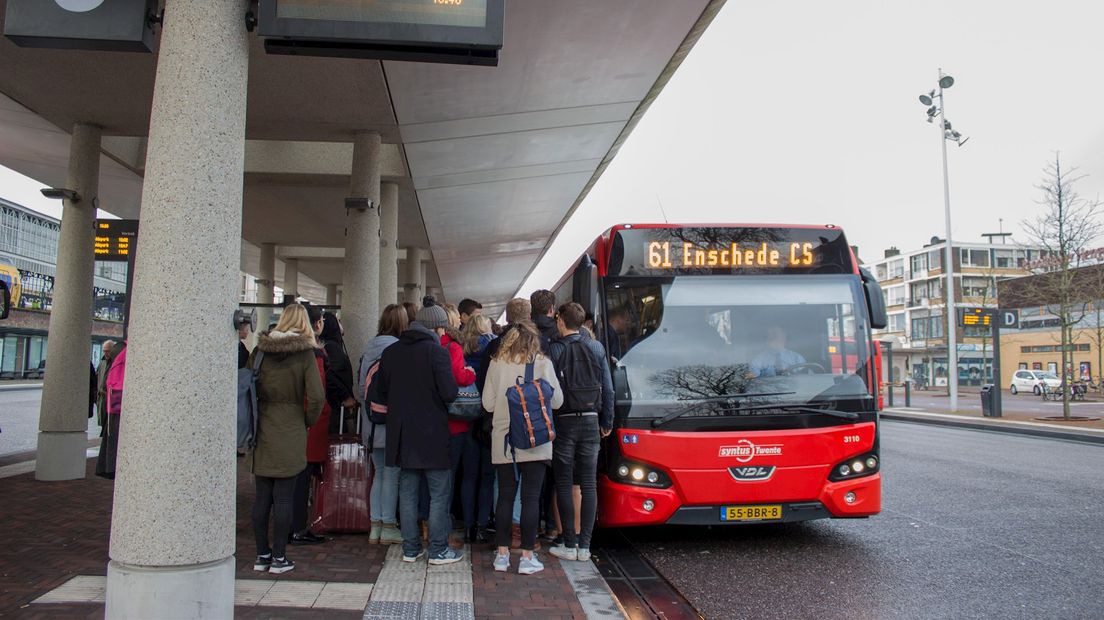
[415,297,449,330]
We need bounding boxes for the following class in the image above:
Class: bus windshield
[603,275,873,421]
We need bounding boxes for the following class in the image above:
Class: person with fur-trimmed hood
[247,303,325,575]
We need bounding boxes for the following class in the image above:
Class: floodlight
[939,75,955,89]
[40,188,81,202]
[919,93,933,106]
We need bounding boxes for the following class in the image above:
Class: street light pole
[937,68,958,411]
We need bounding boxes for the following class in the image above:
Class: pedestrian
[358,304,408,545]
[373,300,463,565]
[238,318,253,369]
[289,305,331,546]
[477,297,531,549]
[320,312,357,432]
[402,301,418,324]
[482,319,564,575]
[530,289,558,353]
[547,302,614,563]
[248,304,325,574]
[440,302,478,542]
[95,339,116,430]
[462,315,496,542]
[458,298,483,327]
[95,340,127,479]
[529,289,560,538]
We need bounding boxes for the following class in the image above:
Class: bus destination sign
[94,219,139,262]
[646,240,816,270]
[608,226,855,276]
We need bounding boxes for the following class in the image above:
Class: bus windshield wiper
[652,397,857,427]
[651,392,795,427]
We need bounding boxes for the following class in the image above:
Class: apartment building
[869,235,1044,388]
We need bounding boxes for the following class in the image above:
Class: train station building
[0,1,723,617]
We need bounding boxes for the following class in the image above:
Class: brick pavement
[1,457,594,619]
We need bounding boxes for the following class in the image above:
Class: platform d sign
[999,309,1020,329]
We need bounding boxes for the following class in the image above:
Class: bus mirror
[859,267,887,329]
[573,255,597,317]
[0,280,9,320]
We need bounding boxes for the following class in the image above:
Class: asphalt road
[626,420,1104,620]
[0,388,99,457]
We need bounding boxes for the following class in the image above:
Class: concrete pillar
[379,182,399,313]
[403,247,425,305]
[105,3,249,618]
[283,258,299,301]
[325,283,338,306]
[340,131,381,360]
[35,122,101,481]
[256,243,276,338]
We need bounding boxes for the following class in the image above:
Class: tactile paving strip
[419,601,475,620]
[363,600,422,619]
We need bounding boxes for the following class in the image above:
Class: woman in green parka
[247,303,325,574]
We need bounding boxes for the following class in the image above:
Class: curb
[882,409,1104,446]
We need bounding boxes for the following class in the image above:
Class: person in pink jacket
[95,341,127,479]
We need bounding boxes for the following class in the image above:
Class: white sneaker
[518,553,545,575]
[577,548,592,562]
[549,544,578,561]
[493,552,510,572]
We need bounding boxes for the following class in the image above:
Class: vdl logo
[729,465,775,481]
[719,439,783,463]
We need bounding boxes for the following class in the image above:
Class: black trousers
[291,463,320,535]
[253,475,296,558]
[495,461,548,551]
[552,415,600,548]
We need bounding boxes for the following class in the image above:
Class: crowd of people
[244,289,614,576]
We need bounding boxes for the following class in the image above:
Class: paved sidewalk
[883,407,1104,444]
[1,456,614,619]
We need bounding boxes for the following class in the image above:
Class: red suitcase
[312,407,373,533]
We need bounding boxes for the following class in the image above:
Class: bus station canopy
[0,0,720,312]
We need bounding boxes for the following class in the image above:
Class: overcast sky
[516,0,1104,296]
[5,0,1104,303]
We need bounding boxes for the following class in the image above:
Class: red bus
[551,224,887,527]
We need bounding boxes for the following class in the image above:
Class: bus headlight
[829,452,879,482]
[610,460,672,489]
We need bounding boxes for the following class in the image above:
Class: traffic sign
[999,309,1019,329]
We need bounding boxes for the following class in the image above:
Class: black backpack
[556,338,603,413]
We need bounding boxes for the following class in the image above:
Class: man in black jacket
[376,305,461,565]
[530,289,558,354]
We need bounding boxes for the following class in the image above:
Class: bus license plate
[721,505,782,522]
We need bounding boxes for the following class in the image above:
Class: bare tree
[1021,154,1104,419]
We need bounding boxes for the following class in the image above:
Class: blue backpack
[236,350,264,451]
[505,362,556,461]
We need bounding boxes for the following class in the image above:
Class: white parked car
[1010,370,1062,395]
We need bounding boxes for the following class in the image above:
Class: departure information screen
[275,0,488,28]
[960,307,992,327]
[607,226,855,276]
[94,219,139,262]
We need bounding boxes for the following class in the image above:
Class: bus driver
[748,326,806,378]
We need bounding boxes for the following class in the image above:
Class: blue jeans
[477,441,495,527]
[449,431,480,528]
[370,448,400,524]
[400,468,451,557]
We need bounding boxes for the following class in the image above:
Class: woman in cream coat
[482,319,563,575]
